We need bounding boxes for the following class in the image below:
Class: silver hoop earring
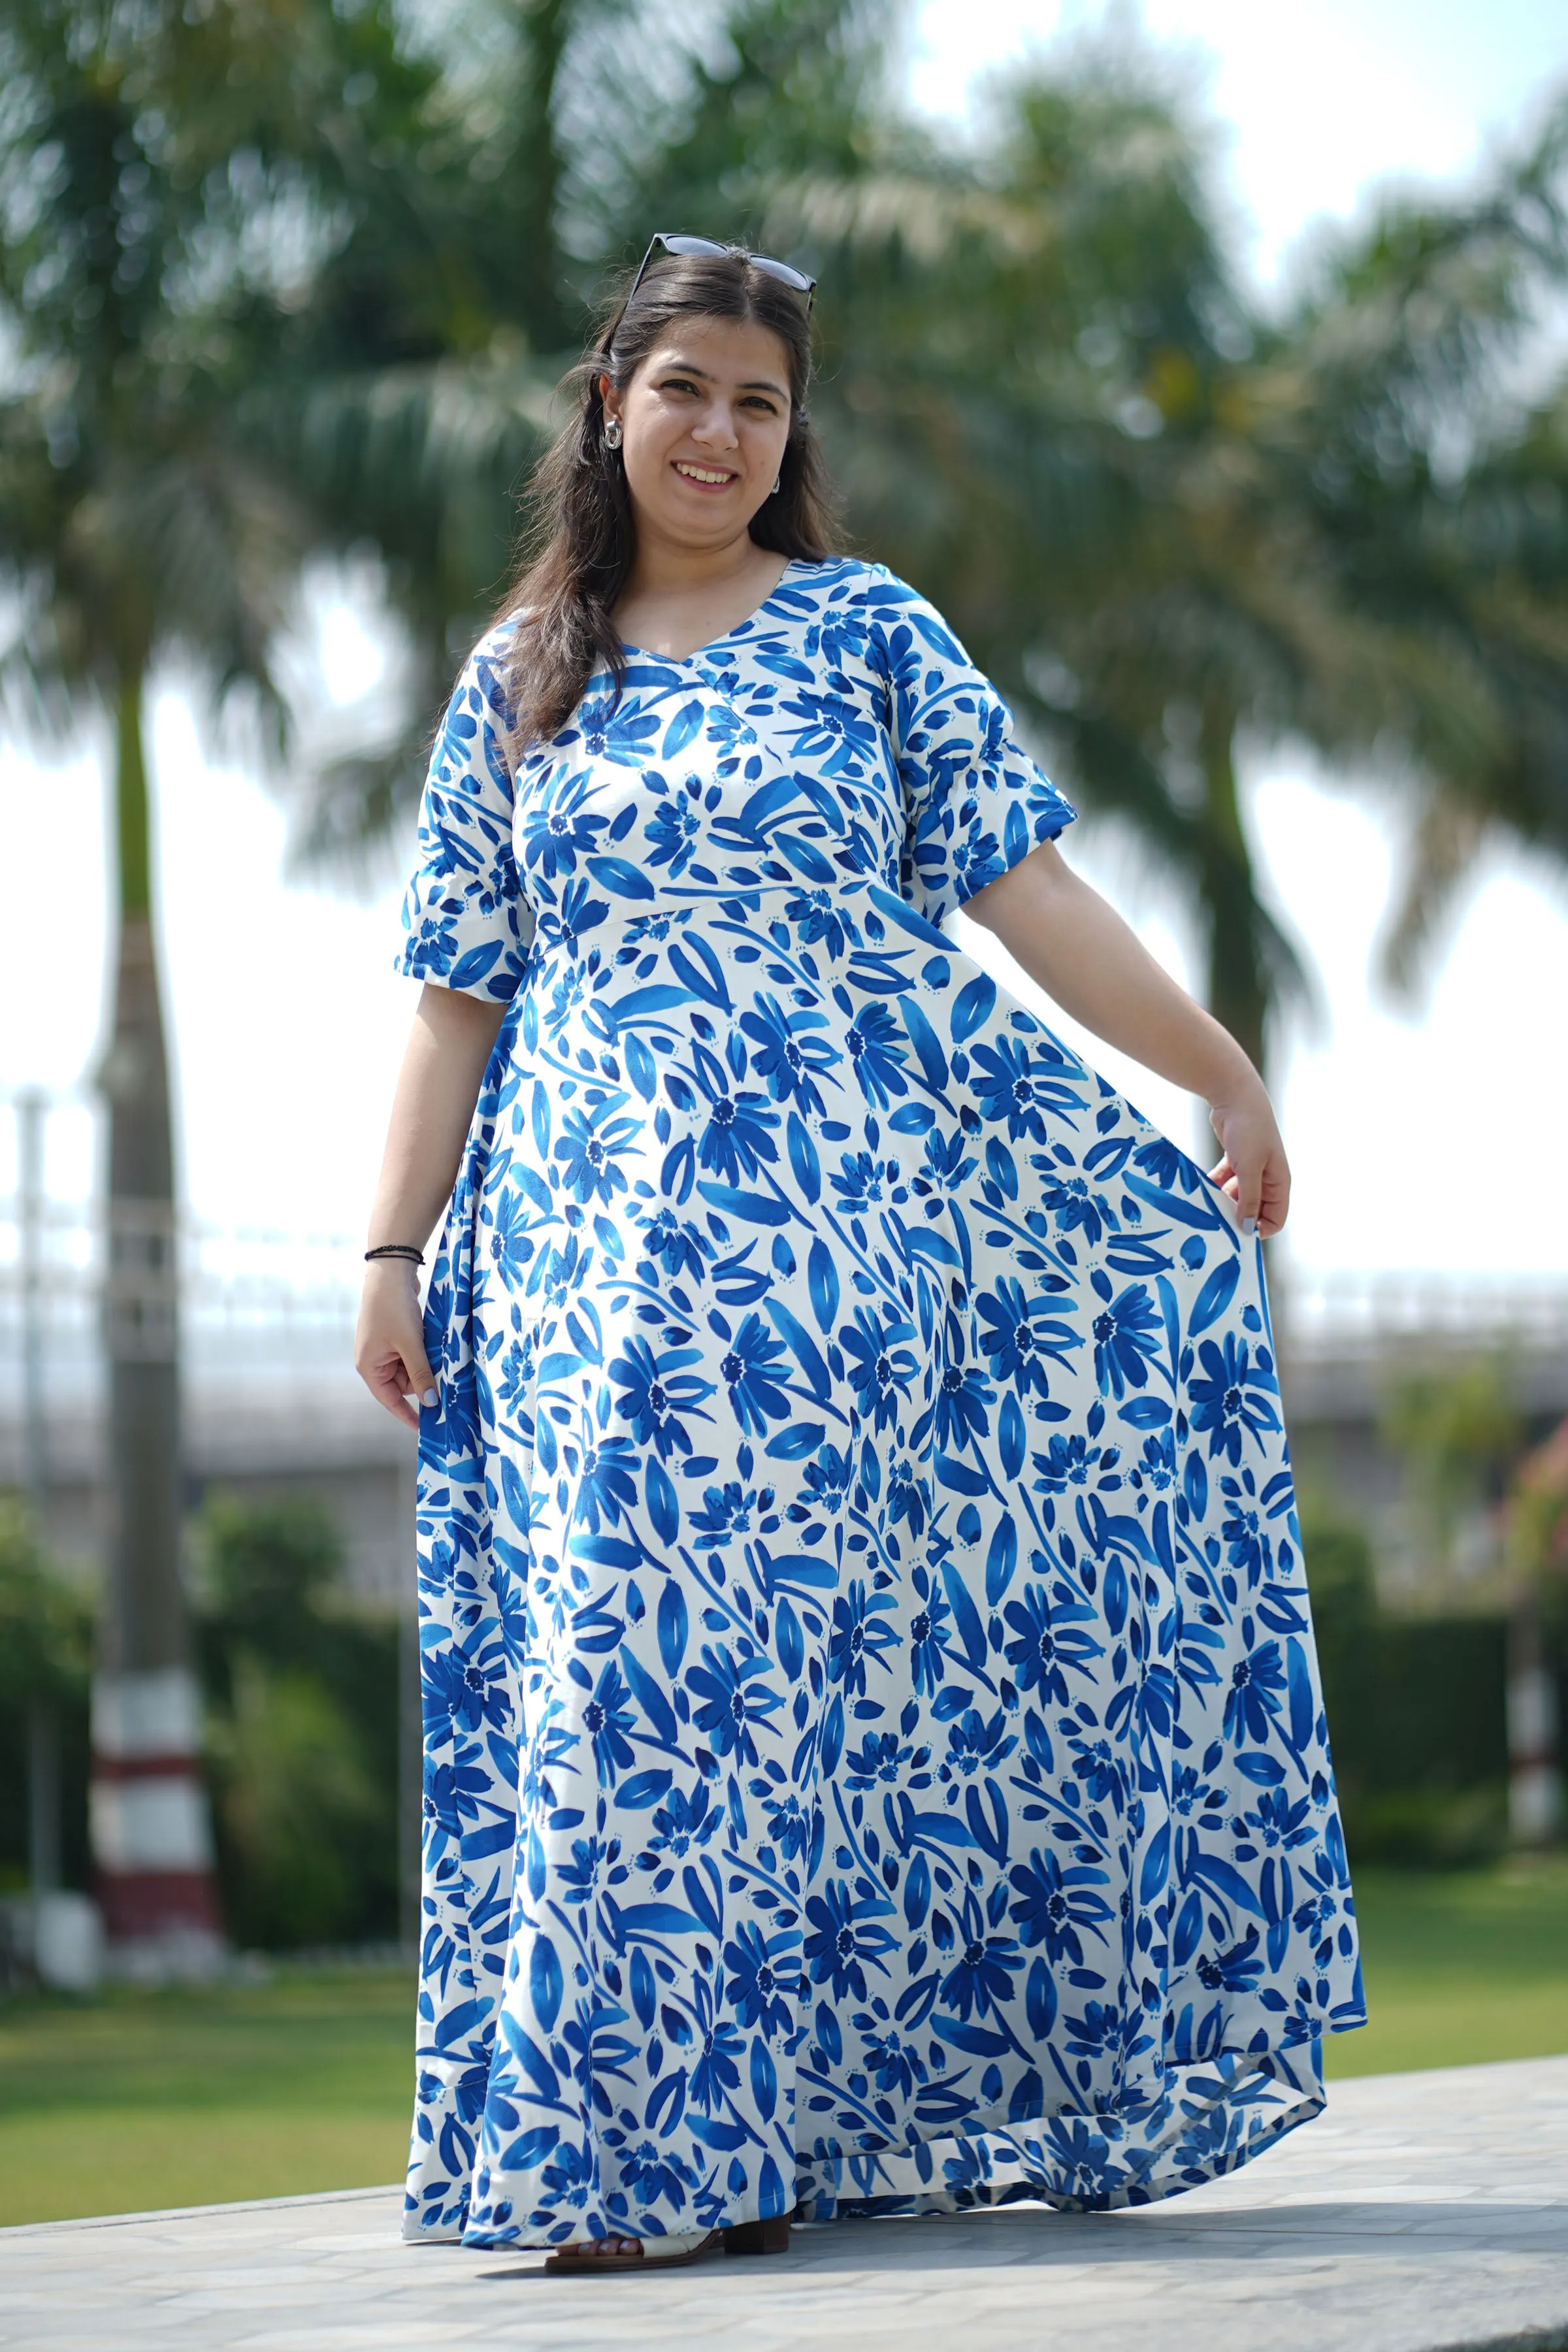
[771,474,781,495]
[604,417,623,451]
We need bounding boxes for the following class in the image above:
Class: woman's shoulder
[785,556,955,641]
[457,613,523,691]
[789,557,968,667]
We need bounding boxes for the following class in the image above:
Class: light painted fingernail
[1242,1217,1258,1237]
[422,1388,438,1408]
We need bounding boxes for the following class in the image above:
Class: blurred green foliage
[1302,1494,1511,1868]
[0,1501,93,1896]
[0,1492,400,1948]
[194,1497,400,1951]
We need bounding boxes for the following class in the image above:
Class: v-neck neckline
[617,558,807,667]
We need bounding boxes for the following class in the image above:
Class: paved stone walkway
[3,2057,1567,2352]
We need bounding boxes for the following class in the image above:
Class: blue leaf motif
[646,1457,680,1544]
[951,973,996,1043]
[1000,1394,1025,1481]
[1188,1254,1241,1335]
[808,1237,840,1335]
[787,1113,821,1203]
[1026,1957,1056,2038]
[985,1516,1017,1605]
[587,855,656,900]
[530,1934,563,2033]
[662,698,705,758]
[625,1031,658,1100]
[898,994,949,1092]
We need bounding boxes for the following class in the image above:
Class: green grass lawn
[3,1857,1565,2229]
[1324,1854,1568,2080]
[0,1967,414,2227]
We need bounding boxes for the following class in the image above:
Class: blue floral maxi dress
[396,556,1365,2249]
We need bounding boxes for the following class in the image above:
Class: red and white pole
[90,1665,222,1969]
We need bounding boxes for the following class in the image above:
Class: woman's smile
[673,458,740,489]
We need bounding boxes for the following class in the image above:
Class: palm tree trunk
[90,662,223,1974]
[1198,711,1269,1083]
[515,0,574,349]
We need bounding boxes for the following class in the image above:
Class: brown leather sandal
[723,2216,792,2255]
[544,2228,721,2274]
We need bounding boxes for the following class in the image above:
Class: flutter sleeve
[864,572,1077,931]
[395,623,536,1001]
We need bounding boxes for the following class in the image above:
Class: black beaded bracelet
[365,1243,425,1265]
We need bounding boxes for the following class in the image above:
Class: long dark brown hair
[499,246,843,748]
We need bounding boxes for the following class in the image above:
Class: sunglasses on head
[625,233,817,314]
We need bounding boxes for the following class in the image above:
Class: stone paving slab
[3,2057,1567,2352]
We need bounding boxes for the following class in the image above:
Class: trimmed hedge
[1303,1501,1514,1866]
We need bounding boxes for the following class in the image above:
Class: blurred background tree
[227,0,1568,1079]
[195,1497,399,1950]
[1381,1358,1524,1588]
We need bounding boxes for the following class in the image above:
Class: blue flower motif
[783,886,855,960]
[830,1150,885,1209]
[968,1035,1080,1142]
[645,792,703,877]
[1008,1844,1115,1965]
[934,1362,993,1450]
[718,1314,793,1437]
[518,776,607,877]
[1223,1638,1288,1746]
[636,1781,722,1869]
[1002,1581,1090,1706]
[739,992,838,1117]
[938,1892,1022,2021]
[803,1877,896,2002]
[686,1643,783,1766]
[637,1207,709,1284]
[698,1086,779,1186]
[572,1436,640,1531]
[554,1103,638,1206]
[845,1001,909,1109]
[583,1659,638,1787]
[939,1707,1016,1780]
[907,1579,954,1696]
[825,1578,900,1696]
[690,1479,775,1545]
[841,1307,917,1431]
[977,1277,1081,1396]
[724,1919,800,2036]
[608,1335,712,1460]
[1089,1279,1162,1400]
[424,1642,508,1742]
[1190,1332,1282,1464]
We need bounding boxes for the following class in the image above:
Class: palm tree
[763,39,1568,1076]
[0,0,314,1965]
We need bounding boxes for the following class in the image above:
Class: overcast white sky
[4,0,1568,1284]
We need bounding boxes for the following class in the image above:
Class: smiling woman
[491,242,840,759]
[353,238,1364,2279]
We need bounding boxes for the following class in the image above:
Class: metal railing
[3,1083,1566,1482]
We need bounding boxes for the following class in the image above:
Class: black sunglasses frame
[625,233,816,315]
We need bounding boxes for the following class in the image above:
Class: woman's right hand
[355,1258,437,1429]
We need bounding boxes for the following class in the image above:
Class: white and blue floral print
[396,555,1364,2250]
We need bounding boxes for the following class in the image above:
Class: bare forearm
[367,985,506,1250]
[966,840,1290,1235]
[966,842,1256,1106]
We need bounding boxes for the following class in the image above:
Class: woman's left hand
[1208,1083,1291,1237]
